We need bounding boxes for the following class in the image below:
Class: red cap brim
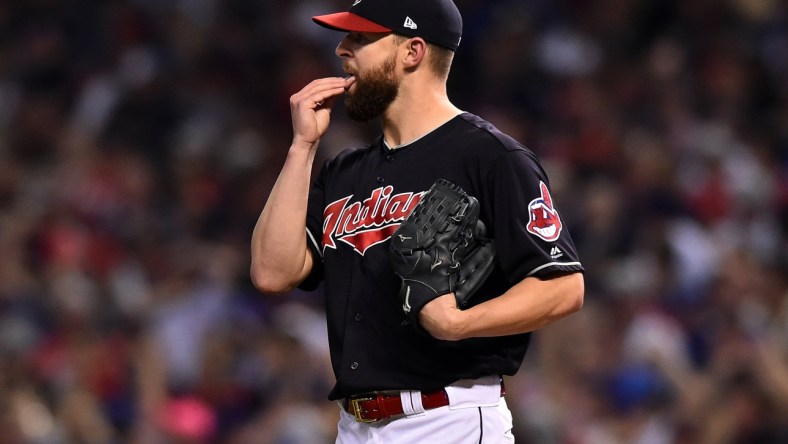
[312,12,392,33]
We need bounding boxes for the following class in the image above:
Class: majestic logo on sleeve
[323,186,424,255]
[526,181,563,242]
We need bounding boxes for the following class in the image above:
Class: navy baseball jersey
[302,112,584,400]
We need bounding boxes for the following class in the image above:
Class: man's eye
[348,33,368,44]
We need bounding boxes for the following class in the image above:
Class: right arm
[250,76,353,294]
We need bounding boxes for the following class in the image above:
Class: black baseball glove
[389,179,496,332]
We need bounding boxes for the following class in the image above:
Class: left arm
[419,272,584,341]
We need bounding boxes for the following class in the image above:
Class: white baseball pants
[336,376,515,443]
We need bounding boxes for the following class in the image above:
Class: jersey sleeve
[299,163,328,291]
[485,149,583,283]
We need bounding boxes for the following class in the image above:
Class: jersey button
[354,313,362,322]
[386,155,395,162]
[350,361,359,370]
[376,176,384,183]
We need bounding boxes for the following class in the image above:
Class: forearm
[250,143,317,293]
[421,273,584,340]
[464,273,584,337]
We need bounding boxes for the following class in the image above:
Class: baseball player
[250,0,585,442]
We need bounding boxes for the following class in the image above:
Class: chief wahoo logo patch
[526,181,563,242]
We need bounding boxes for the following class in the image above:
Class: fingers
[289,77,355,148]
[290,77,350,111]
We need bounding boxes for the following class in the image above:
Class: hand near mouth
[290,77,351,148]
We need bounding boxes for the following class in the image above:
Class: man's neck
[380,85,462,147]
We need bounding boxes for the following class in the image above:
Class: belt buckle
[350,396,378,423]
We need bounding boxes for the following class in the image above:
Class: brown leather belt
[343,381,505,423]
[343,390,450,423]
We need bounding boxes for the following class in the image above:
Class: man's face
[343,46,399,122]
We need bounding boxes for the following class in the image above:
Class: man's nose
[336,36,352,58]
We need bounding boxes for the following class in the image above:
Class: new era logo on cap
[313,0,463,51]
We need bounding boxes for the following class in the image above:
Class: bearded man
[250,1,585,442]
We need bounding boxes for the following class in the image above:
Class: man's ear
[401,37,427,69]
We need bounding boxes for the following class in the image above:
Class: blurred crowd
[0,0,785,443]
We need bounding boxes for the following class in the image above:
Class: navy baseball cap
[313,0,463,52]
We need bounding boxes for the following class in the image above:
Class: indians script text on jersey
[322,185,425,255]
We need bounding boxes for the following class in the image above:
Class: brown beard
[345,54,399,122]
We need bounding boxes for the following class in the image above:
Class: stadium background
[0,0,785,442]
